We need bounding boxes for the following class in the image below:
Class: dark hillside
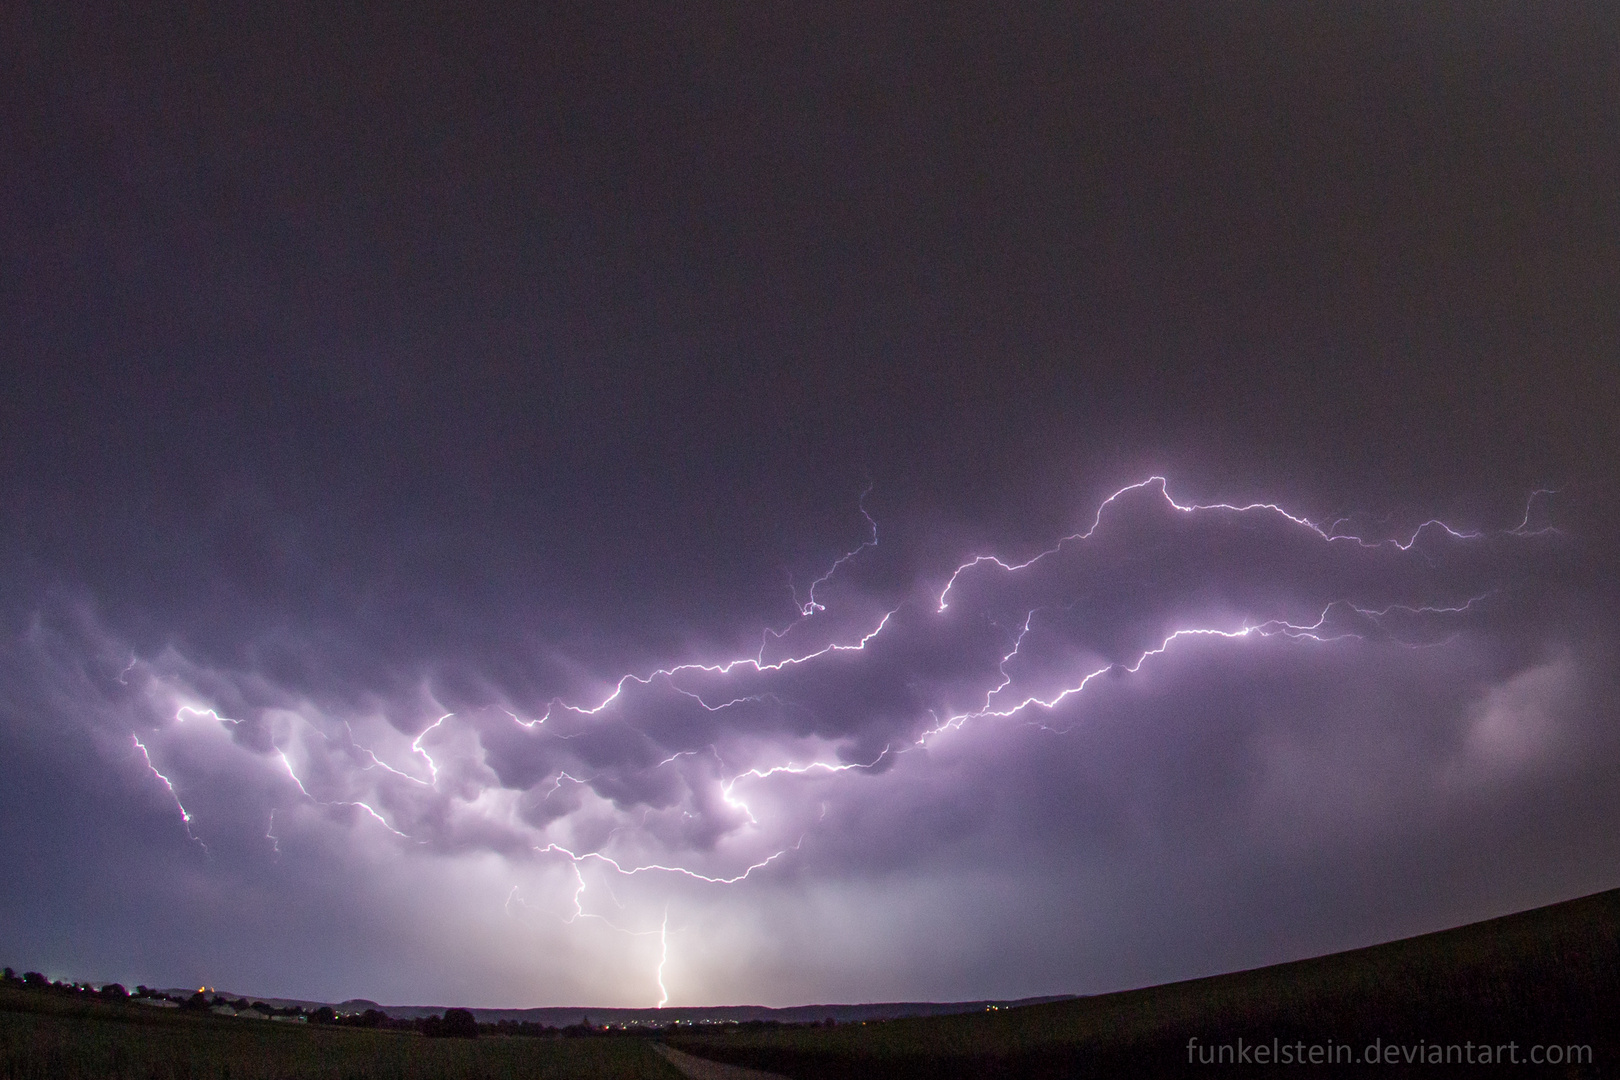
[672,887,1620,1078]
[0,983,680,1080]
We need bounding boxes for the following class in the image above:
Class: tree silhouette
[424,1008,478,1038]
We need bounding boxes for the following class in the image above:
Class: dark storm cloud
[1,2,1616,1006]
[2,490,1613,1010]
[4,479,1591,882]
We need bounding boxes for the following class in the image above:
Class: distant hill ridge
[372,997,1076,1025]
[146,991,1074,1025]
[668,885,1620,1079]
[125,885,1620,1040]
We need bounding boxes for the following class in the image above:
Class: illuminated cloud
[4,477,1607,1006]
[2,5,1613,1010]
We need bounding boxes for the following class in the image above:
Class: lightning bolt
[719,757,890,823]
[455,477,1546,877]
[540,769,600,801]
[788,483,877,618]
[342,722,434,786]
[276,750,412,839]
[1509,488,1561,536]
[534,838,802,887]
[494,839,800,987]
[656,907,671,1008]
[909,593,1495,742]
[131,736,206,851]
[411,713,451,784]
[176,705,244,728]
[526,608,900,732]
[506,858,676,1001]
[936,476,1551,611]
[121,475,1556,997]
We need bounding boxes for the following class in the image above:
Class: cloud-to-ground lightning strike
[470,477,1535,1000]
[656,907,671,1008]
[506,858,677,1005]
[120,477,1555,1000]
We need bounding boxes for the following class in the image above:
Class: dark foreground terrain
[671,888,1620,1078]
[4,888,1615,1078]
[0,986,682,1080]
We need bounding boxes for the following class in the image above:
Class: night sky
[2,4,1618,1009]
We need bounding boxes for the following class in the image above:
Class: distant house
[210,1005,237,1017]
[270,1014,307,1023]
[134,998,179,1009]
[236,1008,268,1020]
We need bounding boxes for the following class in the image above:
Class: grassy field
[671,887,1620,1078]
[0,986,682,1080]
[6,887,1617,1078]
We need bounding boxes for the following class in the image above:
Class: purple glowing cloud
[60,476,1575,1005]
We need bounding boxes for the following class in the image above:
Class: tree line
[0,968,487,1036]
[0,967,679,1039]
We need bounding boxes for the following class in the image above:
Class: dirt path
[653,1043,793,1080]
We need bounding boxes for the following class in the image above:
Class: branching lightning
[530,609,900,730]
[720,758,891,823]
[788,483,877,618]
[132,736,206,851]
[936,476,1549,611]
[343,721,434,786]
[157,476,1542,852]
[121,476,1557,1000]
[1510,488,1561,536]
[411,713,451,785]
[276,750,411,839]
[534,838,802,887]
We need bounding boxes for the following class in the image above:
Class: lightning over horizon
[3,1,1614,1021]
[78,475,1575,1005]
[655,908,671,1009]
